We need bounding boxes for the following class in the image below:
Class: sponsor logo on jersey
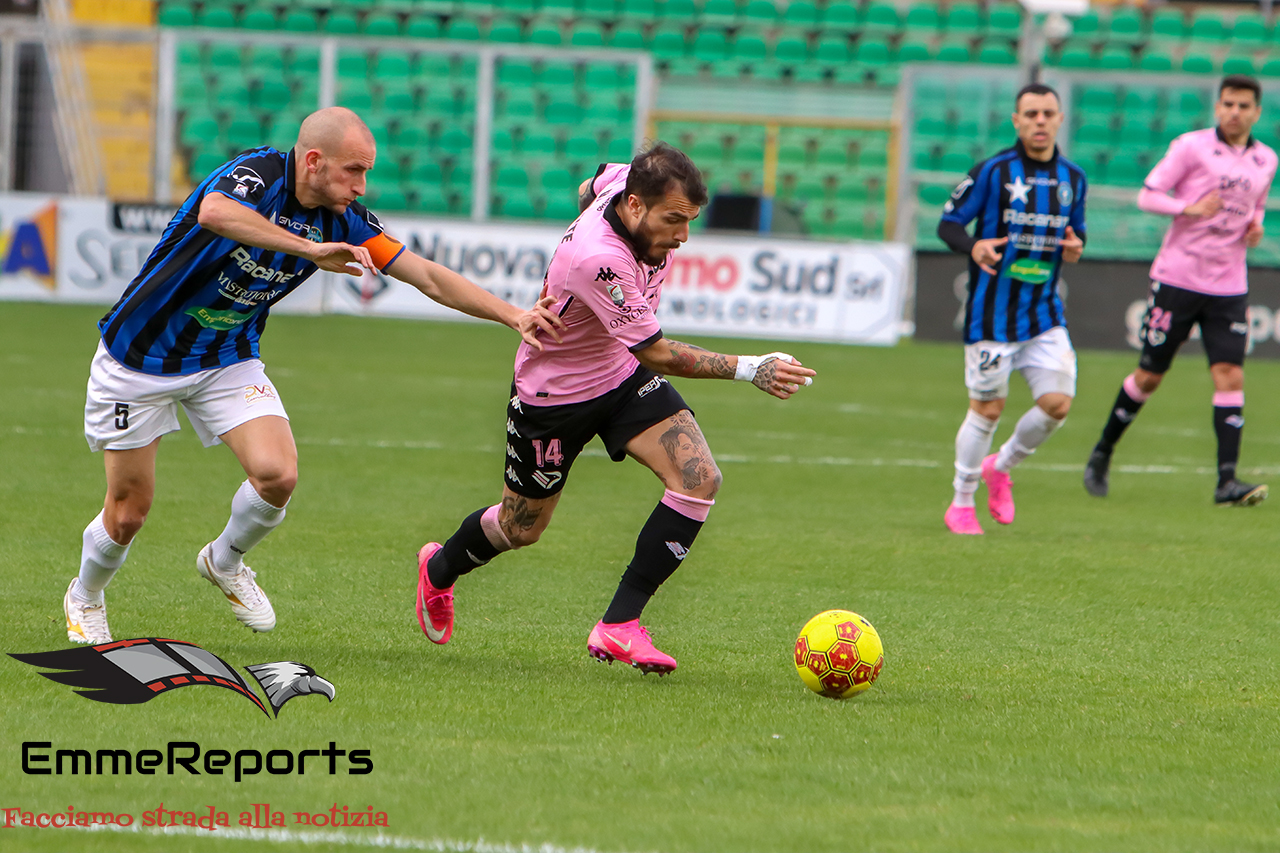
[243,384,277,405]
[607,283,625,307]
[637,375,669,398]
[532,471,562,489]
[595,267,618,282]
[505,465,523,485]
[506,442,522,461]
[231,246,297,285]
[1002,209,1070,228]
[277,215,324,243]
[665,541,689,560]
[506,418,520,436]
[229,166,266,199]
[184,306,255,331]
[1007,258,1054,284]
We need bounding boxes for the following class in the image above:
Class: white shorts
[84,341,289,452]
[964,326,1077,402]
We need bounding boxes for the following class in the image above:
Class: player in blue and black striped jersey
[935,83,1088,535]
[64,107,564,645]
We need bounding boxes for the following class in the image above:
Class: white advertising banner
[328,216,910,345]
[3,194,909,345]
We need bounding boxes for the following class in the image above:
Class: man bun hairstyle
[1220,74,1262,103]
[1015,82,1060,109]
[625,141,709,208]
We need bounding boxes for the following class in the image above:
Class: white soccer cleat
[196,543,276,633]
[64,579,112,645]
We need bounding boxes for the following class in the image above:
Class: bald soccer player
[64,107,564,644]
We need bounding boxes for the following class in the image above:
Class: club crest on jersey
[229,166,266,199]
[1057,182,1073,205]
[607,283,625,307]
[532,471,562,490]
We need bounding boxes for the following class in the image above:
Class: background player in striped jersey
[1084,75,1276,507]
[64,107,564,644]
[937,83,1087,535]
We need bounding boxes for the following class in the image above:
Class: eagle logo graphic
[245,661,335,717]
[9,638,335,720]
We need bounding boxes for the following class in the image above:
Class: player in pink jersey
[413,144,816,674]
[1084,75,1276,506]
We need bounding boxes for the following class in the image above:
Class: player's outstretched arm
[634,338,816,400]
[384,252,564,349]
[197,193,375,275]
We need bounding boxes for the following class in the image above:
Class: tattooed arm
[634,338,817,400]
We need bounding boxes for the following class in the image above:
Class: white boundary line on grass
[12,425,1280,477]
[51,821,615,853]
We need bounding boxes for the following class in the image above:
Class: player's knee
[704,465,724,500]
[1133,370,1163,395]
[104,496,150,543]
[1038,394,1072,419]
[250,464,297,506]
[503,523,542,549]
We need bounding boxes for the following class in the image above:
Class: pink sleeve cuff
[1137,188,1186,217]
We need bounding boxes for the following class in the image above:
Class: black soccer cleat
[1083,448,1111,498]
[1214,479,1269,507]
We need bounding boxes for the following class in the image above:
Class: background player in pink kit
[1084,76,1277,506]
[413,143,816,674]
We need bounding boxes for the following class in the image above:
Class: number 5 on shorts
[114,402,130,430]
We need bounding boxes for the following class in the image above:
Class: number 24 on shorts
[978,351,1002,373]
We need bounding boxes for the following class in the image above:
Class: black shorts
[503,365,690,499]
[1137,281,1249,374]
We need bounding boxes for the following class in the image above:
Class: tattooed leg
[497,488,560,548]
[628,410,723,500]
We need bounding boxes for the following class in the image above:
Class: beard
[632,218,675,266]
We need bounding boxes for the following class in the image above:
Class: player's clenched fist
[735,352,817,399]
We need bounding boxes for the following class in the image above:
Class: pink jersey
[1141,128,1276,295]
[512,164,670,405]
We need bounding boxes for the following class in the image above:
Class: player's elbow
[197,195,233,233]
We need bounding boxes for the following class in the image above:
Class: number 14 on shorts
[532,439,563,468]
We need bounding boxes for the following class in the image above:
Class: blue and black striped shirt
[99,147,405,376]
[939,141,1088,344]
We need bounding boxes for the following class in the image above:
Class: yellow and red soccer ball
[794,610,884,699]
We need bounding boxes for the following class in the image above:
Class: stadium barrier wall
[915,251,1280,359]
[0,191,912,346]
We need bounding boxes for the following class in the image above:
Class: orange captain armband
[362,232,406,271]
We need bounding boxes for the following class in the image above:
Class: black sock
[1097,382,1146,454]
[602,502,704,624]
[428,507,502,589]
[1214,405,1244,486]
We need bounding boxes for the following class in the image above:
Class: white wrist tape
[735,352,812,385]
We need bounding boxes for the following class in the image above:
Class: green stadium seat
[661,0,699,22]
[338,88,375,111]
[409,159,446,184]
[571,22,606,46]
[1189,11,1229,44]
[523,131,557,155]
[822,2,859,33]
[1098,46,1133,70]
[1107,6,1143,44]
[195,6,235,27]
[540,0,577,19]
[607,137,633,160]
[1056,44,1093,68]
[1074,122,1112,145]
[904,4,941,34]
[936,40,972,63]
[363,12,401,35]
[225,117,261,150]
[781,0,818,30]
[192,151,228,180]
[651,26,688,58]
[774,35,808,63]
[693,30,729,61]
[497,0,536,15]
[619,0,657,21]
[158,2,196,27]
[978,41,1016,65]
[438,128,472,154]
[1070,11,1101,43]
[240,8,277,30]
[281,10,319,32]
[855,38,890,65]
[528,19,563,45]
[253,79,293,111]
[487,17,524,42]
[1077,85,1118,110]
[1181,53,1215,74]
[742,0,777,28]
[377,187,410,210]
[445,18,482,40]
[1232,13,1269,46]
[374,51,413,78]
[1223,55,1257,75]
[412,185,452,213]
[324,11,359,33]
[862,2,898,35]
[986,4,1021,37]
[729,32,767,61]
[1262,57,1280,77]
[1148,8,1184,42]
[945,1,983,35]
[580,0,616,20]
[208,42,242,69]
[897,38,931,62]
[702,0,739,25]
[565,134,602,159]
[609,24,646,48]
[406,15,442,38]
[383,82,418,112]
[1118,119,1154,148]
[814,36,849,64]
[1139,50,1174,72]
[920,184,952,205]
[180,115,220,148]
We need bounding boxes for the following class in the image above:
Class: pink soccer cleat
[587,620,677,675]
[944,504,984,535]
[416,543,454,644]
[981,454,1015,525]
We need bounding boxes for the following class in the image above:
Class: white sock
[995,406,1065,472]
[952,409,999,508]
[211,480,287,573]
[76,511,129,603]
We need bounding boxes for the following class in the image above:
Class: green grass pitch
[3,302,1280,853]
